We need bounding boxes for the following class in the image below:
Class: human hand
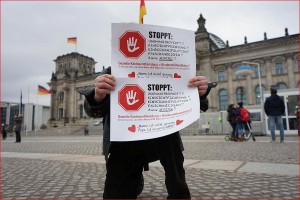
[188,76,208,96]
[94,74,116,102]
[126,90,139,105]
[127,37,140,52]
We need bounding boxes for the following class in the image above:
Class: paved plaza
[1,134,299,199]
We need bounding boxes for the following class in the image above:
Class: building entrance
[264,88,299,135]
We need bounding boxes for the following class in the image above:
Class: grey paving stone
[1,135,299,199]
[238,162,298,176]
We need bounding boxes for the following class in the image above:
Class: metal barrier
[181,112,265,135]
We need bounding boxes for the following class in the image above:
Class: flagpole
[19,90,21,114]
[19,90,22,114]
[67,37,77,53]
[35,92,38,134]
[26,86,30,136]
[36,92,38,109]
[139,0,147,24]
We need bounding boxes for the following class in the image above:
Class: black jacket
[264,94,285,116]
[227,107,236,124]
[79,67,211,157]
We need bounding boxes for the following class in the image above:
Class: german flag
[38,85,52,95]
[139,0,147,24]
[67,37,77,44]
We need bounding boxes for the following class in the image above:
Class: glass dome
[209,33,226,49]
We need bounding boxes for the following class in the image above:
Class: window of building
[254,65,262,78]
[58,92,64,102]
[274,63,284,74]
[78,92,83,100]
[1,107,7,125]
[294,59,299,72]
[218,71,225,81]
[277,82,288,89]
[236,87,247,105]
[79,105,84,118]
[235,74,243,79]
[219,89,228,111]
[255,85,265,104]
[58,108,64,119]
[287,95,299,116]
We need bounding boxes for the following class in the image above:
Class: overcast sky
[2,1,299,106]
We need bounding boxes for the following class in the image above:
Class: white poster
[110,23,200,141]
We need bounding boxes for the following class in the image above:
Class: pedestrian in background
[13,114,23,143]
[2,124,8,140]
[84,126,89,136]
[235,103,245,141]
[237,102,251,134]
[227,104,237,140]
[264,87,285,143]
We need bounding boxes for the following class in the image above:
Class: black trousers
[2,131,7,140]
[103,132,190,199]
[15,131,21,143]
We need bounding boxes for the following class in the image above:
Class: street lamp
[241,61,265,134]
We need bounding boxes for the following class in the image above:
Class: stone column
[246,74,253,105]
[6,103,11,126]
[286,54,295,88]
[53,95,58,121]
[63,86,69,124]
[69,82,76,123]
[264,57,272,89]
[50,92,55,120]
[227,64,234,104]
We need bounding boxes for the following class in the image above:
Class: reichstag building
[48,14,299,127]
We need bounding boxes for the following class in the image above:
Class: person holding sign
[80,66,212,199]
